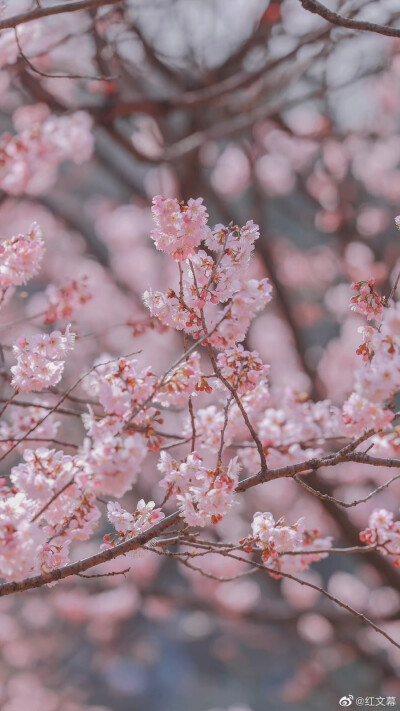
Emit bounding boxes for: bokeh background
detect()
[1,1,400,710]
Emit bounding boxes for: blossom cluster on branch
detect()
[0,196,400,662]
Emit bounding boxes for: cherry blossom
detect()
[2,1,400,706]
[11,324,75,392]
[0,446,101,581]
[0,222,44,292]
[82,431,148,497]
[143,199,272,348]
[84,354,157,421]
[151,195,212,261]
[250,511,332,576]
[342,392,394,434]
[158,351,203,406]
[216,345,269,395]
[104,499,165,546]
[159,451,240,526]
[350,278,385,323]
[360,509,400,565]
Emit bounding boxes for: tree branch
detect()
[0,0,123,32]
[0,511,180,597]
[298,0,400,39]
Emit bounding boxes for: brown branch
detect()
[1,429,400,597]
[294,471,400,508]
[0,438,79,449]
[226,551,400,651]
[349,452,400,469]
[77,567,130,578]
[305,470,400,589]
[0,399,82,417]
[14,28,116,81]
[0,0,123,32]
[30,478,74,524]
[101,26,330,122]
[0,511,181,597]
[159,538,400,650]
[298,0,400,39]
[236,430,373,492]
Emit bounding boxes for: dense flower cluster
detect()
[342,392,394,434]
[0,107,94,195]
[157,351,203,406]
[360,509,400,565]
[144,198,272,348]
[1,198,400,606]
[151,196,212,260]
[82,430,148,497]
[350,278,385,323]
[11,325,75,392]
[84,354,158,422]
[158,451,240,526]
[0,222,44,292]
[250,511,332,576]
[216,345,269,394]
[0,448,100,580]
[342,282,400,433]
[189,385,343,472]
[104,499,165,546]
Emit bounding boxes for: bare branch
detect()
[298,0,400,39]
[0,0,123,32]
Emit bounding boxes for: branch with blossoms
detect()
[2,199,400,653]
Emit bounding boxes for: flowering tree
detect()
[1,1,400,710]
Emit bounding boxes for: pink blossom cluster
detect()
[157,351,203,406]
[350,278,385,323]
[0,222,44,292]
[104,499,165,546]
[250,511,332,576]
[11,324,75,392]
[360,509,400,565]
[158,451,240,526]
[144,198,272,348]
[2,191,400,611]
[355,325,375,363]
[44,276,92,323]
[0,490,44,580]
[216,345,269,395]
[342,291,400,434]
[342,392,394,434]
[82,430,148,497]
[190,385,343,472]
[0,107,94,195]
[0,448,100,580]
[84,351,204,446]
[150,195,212,260]
[369,418,400,458]
[84,355,158,422]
